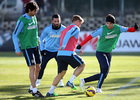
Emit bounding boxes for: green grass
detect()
[0,52,140,100]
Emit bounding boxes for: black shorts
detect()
[22,46,41,66]
[57,54,84,73]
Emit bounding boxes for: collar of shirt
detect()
[70,23,76,25]
[23,13,32,19]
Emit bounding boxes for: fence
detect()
[0,14,140,52]
[1,14,140,34]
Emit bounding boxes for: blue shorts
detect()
[22,46,41,67]
[57,54,84,73]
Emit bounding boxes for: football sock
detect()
[69,75,76,83]
[30,85,33,90]
[33,87,37,93]
[49,85,56,94]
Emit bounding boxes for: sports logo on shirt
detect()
[105,34,117,39]
[27,25,37,30]
[31,60,35,64]
[107,31,114,35]
[27,20,36,30]
[50,32,61,38]
[28,20,35,26]
[28,22,34,26]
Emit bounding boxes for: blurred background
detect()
[0,0,140,54]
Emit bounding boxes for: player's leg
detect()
[29,65,37,91]
[66,54,85,90]
[80,73,101,91]
[22,48,44,97]
[46,71,66,97]
[35,64,40,81]
[96,51,112,93]
[36,50,53,86]
[29,65,44,97]
[52,70,66,86]
[55,54,64,87]
[46,56,68,97]
[32,46,41,86]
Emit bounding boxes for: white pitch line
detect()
[104,76,140,100]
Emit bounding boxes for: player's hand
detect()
[79,50,83,55]
[59,46,62,50]
[76,45,82,49]
[16,51,22,56]
[134,23,138,30]
[38,40,41,45]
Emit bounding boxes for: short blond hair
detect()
[72,15,84,23]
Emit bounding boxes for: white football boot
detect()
[80,78,85,91]
[36,79,41,86]
[59,79,64,87]
[96,88,102,93]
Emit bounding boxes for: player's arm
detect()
[12,20,24,56]
[127,23,138,32]
[40,27,48,56]
[61,26,79,50]
[77,27,103,49]
[120,23,138,33]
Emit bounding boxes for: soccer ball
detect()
[84,86,96,97]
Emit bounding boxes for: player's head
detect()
[72,15,84,27]
[52,13,61,29]
[25,1,39,16]
[106,14,115,29]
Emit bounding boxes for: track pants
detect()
[37,50,60,79]
[84,51,112,88]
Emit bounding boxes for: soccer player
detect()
[46,15,85,97]
[77,14,138,93]
[12,1,44,97]
[36,13,66,87]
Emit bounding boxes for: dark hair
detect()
[25,1,39,13]
[52,13,61,20]
[72,15,84,23]
[106,14,115,24]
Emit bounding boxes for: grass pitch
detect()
[0,52,140,100]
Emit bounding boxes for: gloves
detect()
[76,45,82,49]
[41,50,46,56]
[134,23,138,30]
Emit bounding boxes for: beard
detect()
[52,24,61,30]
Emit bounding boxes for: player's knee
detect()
[36,64,41,72]
[102,73,108,79]
[81,63,85,68]
[78,63,85,70]
[60,70,66,77]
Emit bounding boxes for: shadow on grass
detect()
[0,84,87,100]
[0,85,47,100]
[0,85,29,94]
[105,77,140,85]
[1,96,47,100]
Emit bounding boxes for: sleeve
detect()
[91,27,103,38]
[40,27,48,51]
[120,26,136,33]
[120,26,128,33]
[62,26,79,49]
[80,27,103,46]
[12,20,24,53]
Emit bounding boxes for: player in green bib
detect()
[12,1,44,97]
[77,14,138,93]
